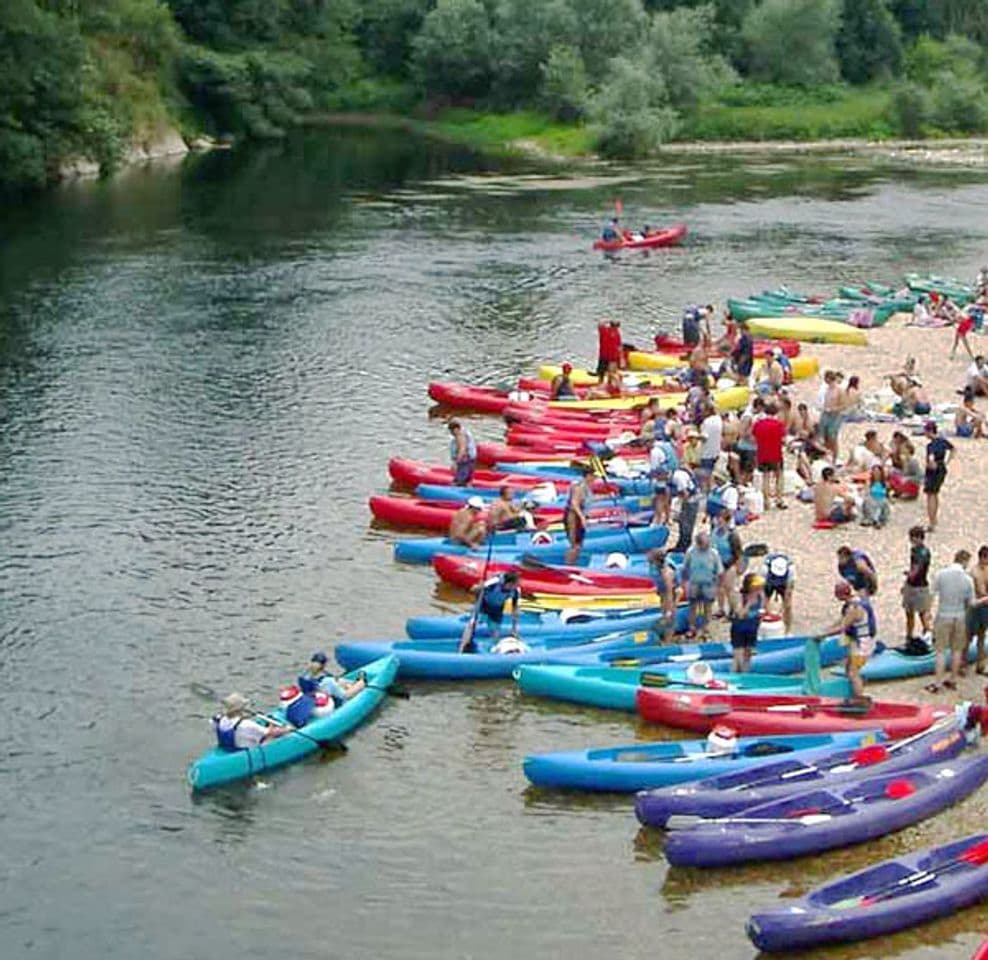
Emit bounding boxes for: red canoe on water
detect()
[635,688,952,740]
[476,441,649,466]
[593,223,687,252]
[652,334,801,358]
[432,554,656,595]
[386,458,619,494]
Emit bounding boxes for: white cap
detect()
[604,552,629,569]
[466,496,485,509]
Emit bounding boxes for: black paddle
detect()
[256,713,348,752]
[460,528,498,653]
[699,698,874,719]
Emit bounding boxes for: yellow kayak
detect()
[548,384,750,412]
[746,316,868,346]
[536,364,675,388]
[521,593,660,611]
[753,354,820,380]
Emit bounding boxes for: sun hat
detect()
[467,496,485,509]
[222,692,250,716]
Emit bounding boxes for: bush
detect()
[539,44,588,122]
[930,73,988,134]
[742,0,842,88]
[887,81,931,137]
[410,0,493,99]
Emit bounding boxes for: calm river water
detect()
[2,128,987,960]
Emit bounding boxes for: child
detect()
[861,465,890,528]
[731,572,765,674]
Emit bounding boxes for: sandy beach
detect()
[719,314,988,706]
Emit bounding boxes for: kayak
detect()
[652,334,800,358]
[545,384,751,412]
[432,553,658,595]
[747,831,988,952]
[593,222,687,252]
[905,272,975,305]
[635,688,953,738]
[664,753,988,867]
[388,457,599,492]
[523,731,873,793]
[626,352,818,382]
[414,483,649,515]
[428,382,518,414]
[531,365,682,390]
[833,639,980,681]
[476,441,649,466]
[634,714,968,827]
[333,632,659,681]
[513,663,852,712]
[746,315,868,346]
[186,655,399,791]
[393,521,665,565]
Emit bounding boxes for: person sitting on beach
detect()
[889,430,922,479]
[956,387,986,438]
[449,497,488,548]
[965,355,988,397]
[860,465,890,529]
[814,466,857,524]
[550,363,578,400]
[889,372,931,417]
[912,297,932,326]
[848,429,888,471]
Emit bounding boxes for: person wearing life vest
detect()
[596,318,624,379]
[649,433,679,526]
[286,652,367,727]
[648,547,679,643]
[550,362,578,400]
[448,418,477,486]
[712,509,743,620]
[762,552,795,634]
[460,571,521,652]
[213,692,291,751]
[731,573,765,674]
[564,465,594,564]
[682,530,724,639]
[815,581,878,700]
[837,545,878,596]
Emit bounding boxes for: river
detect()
[2,128,987,960]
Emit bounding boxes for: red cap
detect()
[562,362,573,373]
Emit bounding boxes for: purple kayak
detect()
[635,714,969,827]
[747,832,988,952]
[663,752,988,868]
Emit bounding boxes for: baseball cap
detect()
[467,496,485,509]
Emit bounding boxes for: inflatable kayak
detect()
[634,714,968,827]
[388,457,596,492]
[652,334,800,358]
[833,639,980,681]
[747,831,988,952]
[394,521,664,564]
[523,731,872,793]
[593,222,687,252]
[186,655,398,791]
[664,754,988,868]
[627,352,818,382]
[476,441,650,466]
[546,384,751,412]
[635,688,953,738]
[513,663,852,712]
[333,632,658,681]
[746,315,868,346]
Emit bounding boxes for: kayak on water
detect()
[186,655,399,791]
[634,712,970,827]
[593,222,687,252]
[523,731,873,793]
[512,663,852,712]
[663,753,988,868]
[747,831,988,953]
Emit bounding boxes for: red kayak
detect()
[594,223,687,252]
[652,334,801,358]
[476,441,648,466]
[386,458,620,495]
[636,688,952,740]
[428,382,519,414]
[433,554,656,595]
[502,403,643,427]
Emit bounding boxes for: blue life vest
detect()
[481,575,520,618]
[736,594,762,631]
[844,598,877,643]
[214,716,243,751]
[711,525,736,566]
[286,694,315,728]
[706,482,735,519]
[653,440,679,476]
[839,550,876,592]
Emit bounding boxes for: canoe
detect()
[635,688,953,738]
[427,382,517,414]
[523,731,874,793]
[186,655,398,791]
[532,365,682,389]
[432,553,658,595]
[414,483,649,515]
[746,315,868,346]
[747,831,988,952]
[634,714,968,827]
[393,521,665,565]
[593,222,687,251]
[332,632,659,681]
[513,663,852,712]
[388,457,595,492]
[663,753,988,867]
[753,354,820,381]
[833,639,980,681]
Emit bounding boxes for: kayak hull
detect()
[747,315,868,346]
[186,655,399,791]
[593,223,687,251]
[664,754,988,867]
[406,607,663,642]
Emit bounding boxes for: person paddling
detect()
[213,693,291,751]
[814,581,877,702]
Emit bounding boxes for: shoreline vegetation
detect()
[6,1,988,195]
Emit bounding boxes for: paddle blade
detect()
[640,673,669,688]
[884,778,916,800]
[852,744,890,766]
[960,839,988,865]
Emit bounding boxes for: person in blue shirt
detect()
[459,571,521,652]
[601,217,621,242]
[730,319,755,381]
[731,573,765,673]
[285,652,366,728]
[814,582,877,701]
[682,530,724,639]
[922,420,955,532]
[836,545,878,596]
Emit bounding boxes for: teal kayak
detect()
[905,273,974,304]
[514,663,852,711]
[186,655,399,790]
[833,640,979,681]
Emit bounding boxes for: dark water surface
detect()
[2,129,987,959]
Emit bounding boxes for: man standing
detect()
[752,400,786,510]
[922,420,954,533]
[448,418,477,486]
[682,530,724,639]
[596,318,624,379]
[969,545,988,675]
[648,547,679,644]
[563,465,593,564]
[902,526,933,643]
[729,318,754,383]
[762,552,795,634]
[815,582,876,702]
[928,549,974,693]
[698,401,723,494]
[819,370,844,463]
[670,465,701,553]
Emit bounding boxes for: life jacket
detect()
[843,598,877,644]
[706,482,736,518]
[764,553,792,591]
[651,440,679,478]
[285,694,315,729]
[711,524,736,567]
[214,715,244,751]
[735,593,762,629]
[839,549,878,593]
[682,309,701,344]
[481,574,519,616]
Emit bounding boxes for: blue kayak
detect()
[415,483,650,514]
[494,461,654,495]
[635,713,968,826]
[833,639,980,680]
[186,655,399,791]
[523,731,875,792]
[394,522,667,565]
[748,831,988,952]
[513,663,852,711]
[663,753,988,867]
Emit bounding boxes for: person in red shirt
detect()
[752,400,787,511]
[596,319,624,379]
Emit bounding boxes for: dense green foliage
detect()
[4,0,988,193]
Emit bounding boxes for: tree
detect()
[569,0,648,82]
[589,55,679,158]
[836,0,902,84]
[411,0,494,99]
[354,0,432,77]
[540,44,588,121]
[644,0,756,67]
[741,0,842,87]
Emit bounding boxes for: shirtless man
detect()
[486,485,525,531]
[819,371,844,462]
[449,497,488,547]
[970,545,988,675]
[814,466,856,524]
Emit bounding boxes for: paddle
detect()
[834,838,988,909]
[460,529,498,653]
[256,713,348,752]
[698,698,874,719]
[666,778,916,830]
[589,452,642,557]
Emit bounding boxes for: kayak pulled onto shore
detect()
[746,315,869,346]
[186,655,399,791]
